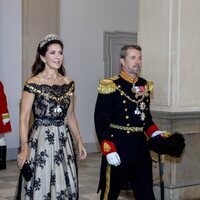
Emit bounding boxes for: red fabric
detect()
[146,124,158,137]
[0,81,12,134]
[101,140,117,156]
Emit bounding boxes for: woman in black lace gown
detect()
[16,34,87,200]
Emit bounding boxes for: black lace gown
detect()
[16,81,78,200]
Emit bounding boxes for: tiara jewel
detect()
[39,34,61,49]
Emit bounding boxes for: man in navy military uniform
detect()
[94,44,167,200]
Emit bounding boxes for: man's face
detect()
[120,48,142,76]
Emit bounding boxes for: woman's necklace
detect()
[40,72,62,113]
[40,72,61,82]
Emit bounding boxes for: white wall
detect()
[0,0,22,158]
[0,0,138,158]
[60,0,138,151]
[139,0,200,112]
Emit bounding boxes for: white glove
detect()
[106,152,121,166]
[151,130,166,137]
[0,137,6,146]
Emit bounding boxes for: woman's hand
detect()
[17,144,29,169]
[77,140,87,160]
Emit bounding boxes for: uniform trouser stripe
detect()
[103,164,111,200]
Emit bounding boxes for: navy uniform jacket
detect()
[94,72,159,191]
[94,74,158,156]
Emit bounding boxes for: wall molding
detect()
[151,110,200,199]
[151,110,200,120]
[103,31,137,78]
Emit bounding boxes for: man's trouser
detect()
[0,145,6,169]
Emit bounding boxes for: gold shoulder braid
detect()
[97,77,118,94]
[147,81,154,94]
[110,76,119,81]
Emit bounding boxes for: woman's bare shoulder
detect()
[26,75,41,84]
[63,75,74,84]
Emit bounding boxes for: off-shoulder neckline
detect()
[25,81,74,88]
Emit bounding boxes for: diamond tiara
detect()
[39,34,61,49]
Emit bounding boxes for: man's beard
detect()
[127,65,141,76]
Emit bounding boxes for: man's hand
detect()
[106,152,121,166]
[151,130,171,138]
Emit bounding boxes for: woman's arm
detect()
[17,90,35,169]
[66,95,87,160]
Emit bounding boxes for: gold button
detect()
[111,134,113,138]
[127,124,130,126]
[127,130,130,134]
[126,116,129,119]
[118,85,121,88]
[123,100,126,104]
[125,108,128,111]
[120,93,123,96]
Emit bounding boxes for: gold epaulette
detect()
[97,78,118,94]
[147,81,154,93]
[110,76,119,81]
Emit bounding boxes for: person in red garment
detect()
[0,81,12,169]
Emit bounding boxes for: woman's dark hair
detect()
[31,39,66,76]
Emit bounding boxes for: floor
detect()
[0,153,135,200]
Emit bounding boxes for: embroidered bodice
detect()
[24,81,75,126]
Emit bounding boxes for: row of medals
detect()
[131,83,146,121]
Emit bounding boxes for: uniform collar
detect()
[120,70,138,84]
